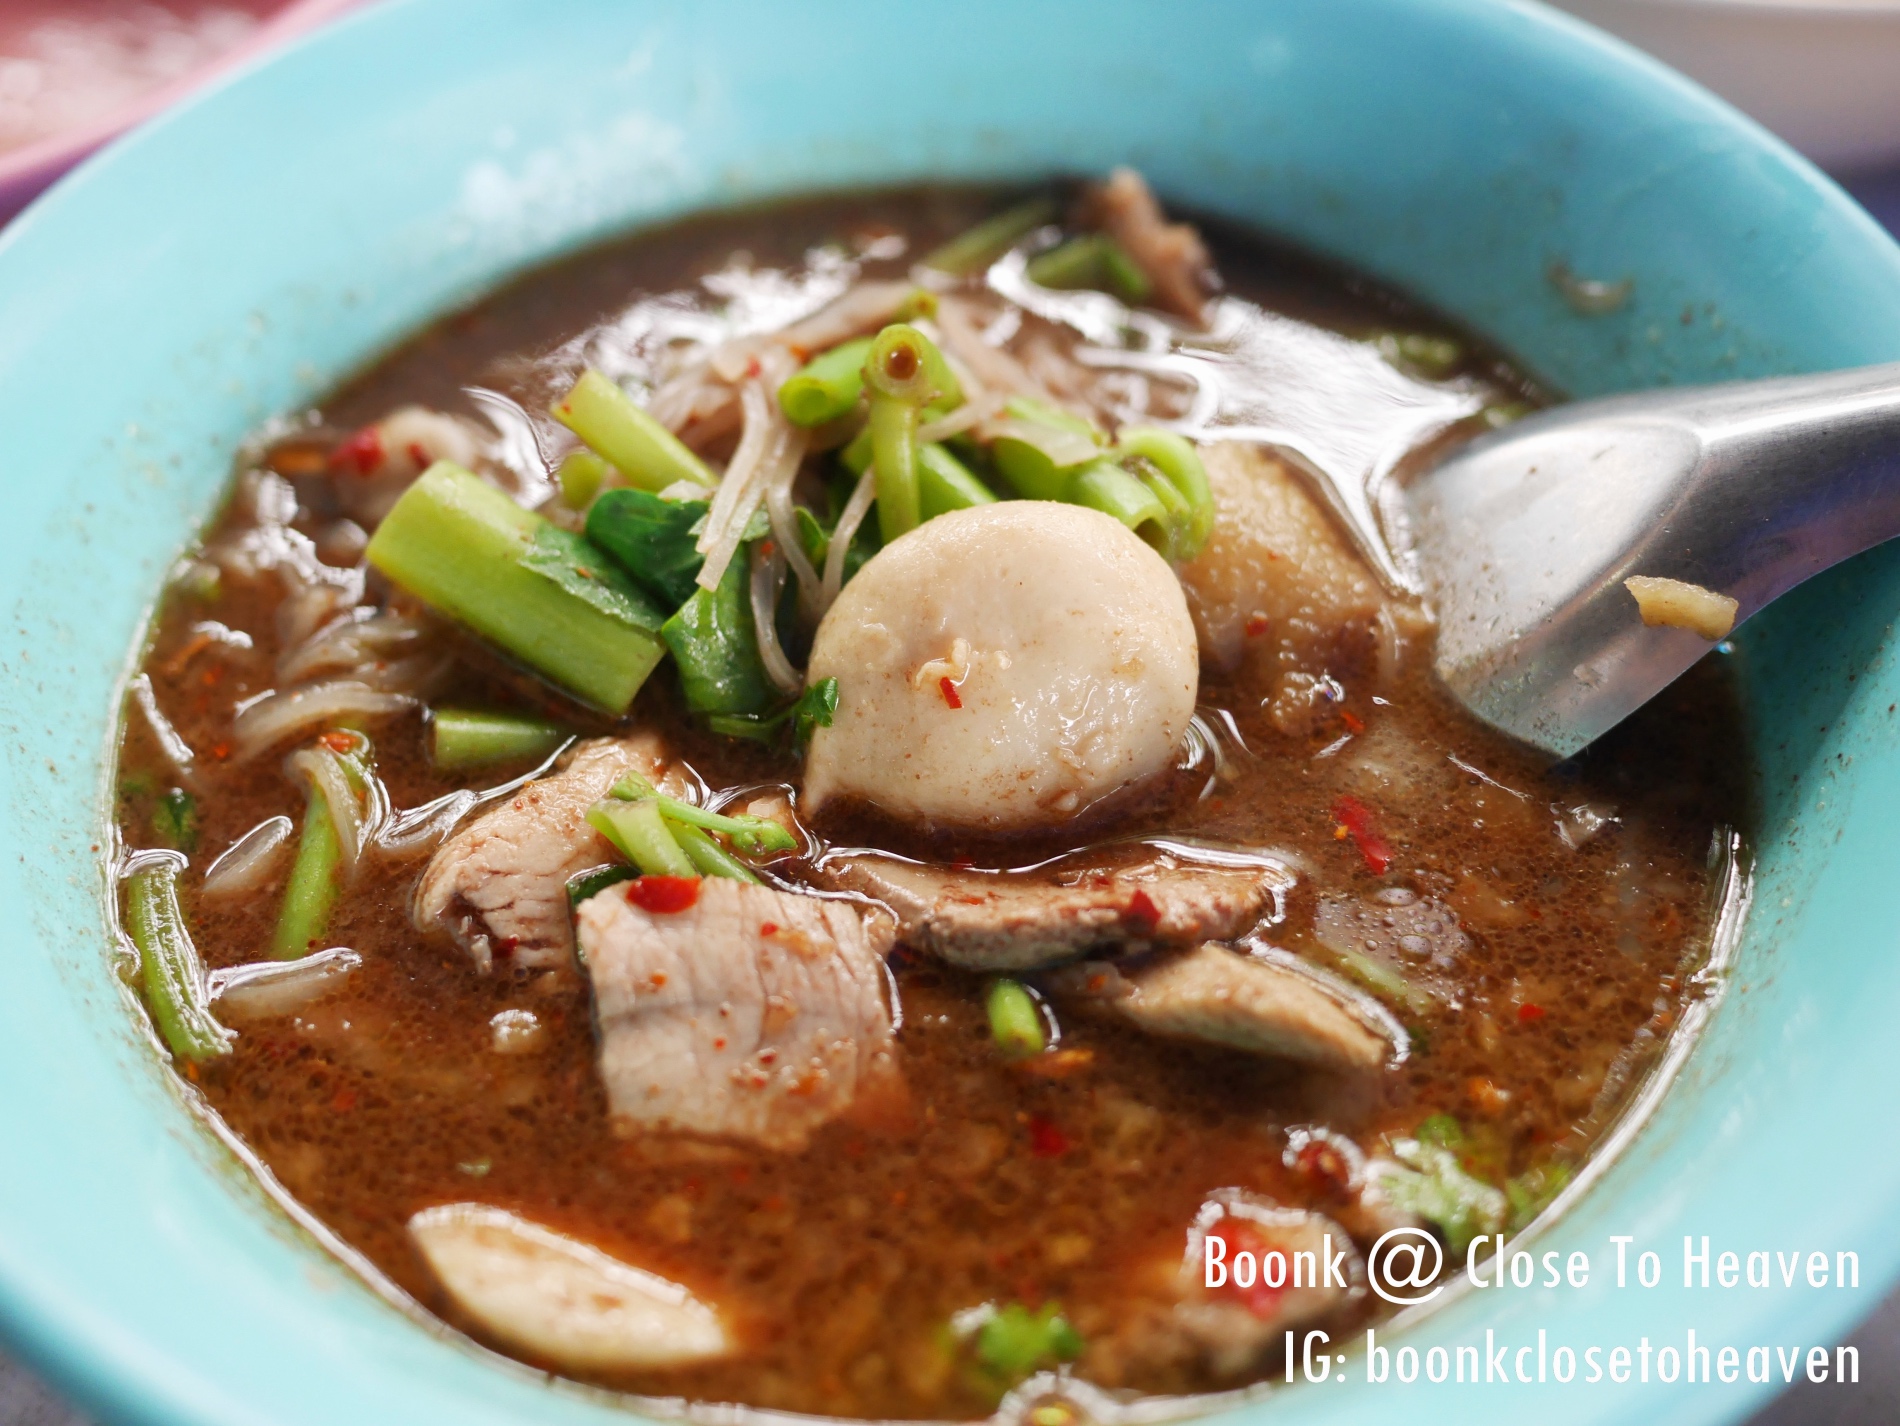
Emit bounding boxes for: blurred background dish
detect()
[1553,0,1900,171]
[0,0,359,222]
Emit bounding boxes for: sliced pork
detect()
[813,851,1288,972]
[576,879,901,1151]
[414,734,688,972]
[1090,1192,1359,1384]
[1178,443,1429,734]
[409,1203,732,1371]
[1048,944,1395,1071]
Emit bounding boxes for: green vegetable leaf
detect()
[519,525,668,633]
[705,677,839,748]
[660,554,773,717]
[585,489,709,608]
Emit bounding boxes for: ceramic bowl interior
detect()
[2,3,1899,1425]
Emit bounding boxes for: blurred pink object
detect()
[0,0,361,222]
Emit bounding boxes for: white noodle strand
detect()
[200,816,294,898]
[750,543,803,696]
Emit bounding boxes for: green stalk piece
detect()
[667,820,762,883]
[989,396,1106,501]
[779,336,875,427]
[272,781,340,960]
[430,708,570,771]
[1115,426,1214,558]
[586,798,697,879]
[556,449,616,509]
[1025,234,1153,305]
[1067,460,1170,550]
[551,369,716,491]
[922,196,1060,276]
[366,462,667,714]
[863,324,961,543]
[609,773,797,856]
[986,979,1046,1059]
[917,444,998,519]
[124,855,231,1061]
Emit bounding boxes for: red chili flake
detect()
[405,441,430,469]
[1243,613,1271,639]
[1517,1003,1547,1024]
[1291,1138,1355,1199]
[626,875,701,913]
[1339,708,1366,734]
[208,741,231,761]
[330,1088,357,1113]
[1027,1115,1071,1158]
[317,730,358,754]
[1207,1219,1291,1318]
[939,677,962,709]
[759,539,776,559]
[1125,888,1162,935]
[760,922,779,936]
[1330,794,1393,875]
[745,355,763,379]
[331,425,384,476]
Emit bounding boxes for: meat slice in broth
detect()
[1047,944,1395,1071]
[813,852,1289,972]
[409,1203,733,1371]
[576,879,902,1151]
[1178,444,1429,733]
[1092,1192,1359,1384]
[415,734,687,972]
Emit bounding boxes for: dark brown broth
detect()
[114,189,1746,1420]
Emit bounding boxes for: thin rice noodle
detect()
[933,295,1058,404]
[821,466,877,614]
[763,433,821,619]
[234,680,415,762]
[211,948,361,1021]
[750,543,803,696]
[200,815,294,898]
[287,746,369,877]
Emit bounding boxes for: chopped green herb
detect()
[974,1302,1083,1382]
[705,677,839,748]
[986,979,1046,1059]
[151,788,198,853]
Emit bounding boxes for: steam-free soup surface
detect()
[114,185,1745,1420]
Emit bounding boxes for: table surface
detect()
[2,152,1898,1426]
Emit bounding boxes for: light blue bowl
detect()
[1,2,1897,1423]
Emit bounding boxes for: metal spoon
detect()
[1403,362,1900,757]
